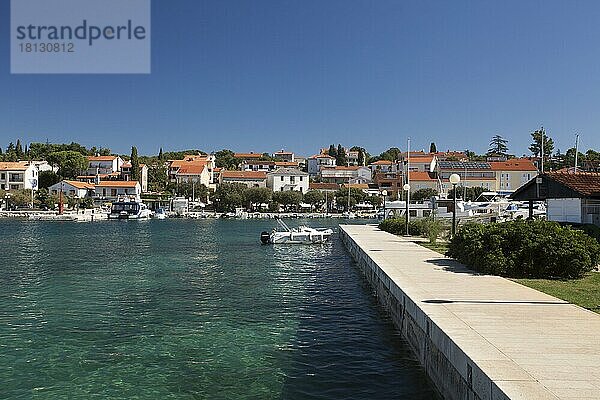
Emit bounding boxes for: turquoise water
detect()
[0,219,438,399]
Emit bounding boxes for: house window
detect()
[0,184,4,190]
[10,173,23,182]
[290,176,295,184]
[280,176,284,181]
[299,176,303,181]
[0,173,5,180]
[111,189,117,196]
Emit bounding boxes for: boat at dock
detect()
[260,219,333,244]
[108,198,152,220]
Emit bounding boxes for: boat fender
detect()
[260,231,270,244]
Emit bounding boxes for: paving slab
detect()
[340,224,600,400]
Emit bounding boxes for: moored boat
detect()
[260,219,333,244]
[108,198,152,220]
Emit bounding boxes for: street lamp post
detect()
[449,173,461,237]
[403,183,410,236]
[381,190,388,220]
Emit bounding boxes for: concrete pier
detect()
[340,224,600,400]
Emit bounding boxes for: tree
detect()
[46,151,88,179]
[272,190,303,211]
[15,139,24,160]
[336,144,347,166]
[412,188,438,202]
[448,186,485,201]
[335,187,366,210]
[529,129,554,159]
[303,190,325,210]
[214,149,238,169]
[10,190,32,208]
[5,143,17,162]
[365,195,382,208]
[350,146,369,166]
[328,144,337,158]
[243,187,272,211]
[379,147,402,162]
[88,146,112,156]
[130,146,141,181]
[38,170,60,189]
[488,135,508,155]
[586,149,600,161]
[563,147,586,170]
[429,142,437,153]
[158,147,164,161]
[176,182,209,202]
[212,183,247,212]
[148,163,168,192]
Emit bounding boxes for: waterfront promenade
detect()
[340,224,600,400]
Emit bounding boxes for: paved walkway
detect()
[341,225,600,400]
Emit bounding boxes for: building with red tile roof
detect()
[220,170,267,188]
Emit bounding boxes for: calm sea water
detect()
[0,219,438,399]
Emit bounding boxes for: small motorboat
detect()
[260,219,333,244]
[154,208,167,219]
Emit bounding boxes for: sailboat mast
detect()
[574,133,580,173]
[347,161,351,211]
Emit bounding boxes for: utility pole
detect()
[574,134,580,173]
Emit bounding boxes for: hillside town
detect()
[1,132,599,226]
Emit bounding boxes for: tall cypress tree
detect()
[158,147,164,161]
[429,142,437,153]
[328,144,337,157]
[15,139,23,159]
[336,144,347,166]
[131,146,141,181]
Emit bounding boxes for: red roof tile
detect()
[95,181,139,188]
[489,159,537,171]
[547,172,600,197]
[221,171,267,180]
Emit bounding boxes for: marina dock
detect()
[340,224,600,400]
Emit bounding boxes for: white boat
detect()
[154,208,167,219]
[342,211,356,219]
[108,198,152,220]
[260,219,333,244]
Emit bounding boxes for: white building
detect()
[220,171,267,188]
[0,161,50,191]
[168,154,216,188]
[86,155,124,176]
[368,160,399,175]
[272,150,295,162]
[320,166,372,184]
[241,160,276,172]
[267,168,309,193]
[48,180,94,198]
[94,181,141,201]
[121,162,149,192]
[307,154,336,176]
[175,163,211,188]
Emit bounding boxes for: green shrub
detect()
[447,220,600,279]
[379,217,448,243]
[564,223,600,244]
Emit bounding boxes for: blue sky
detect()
[1,0,600,156]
